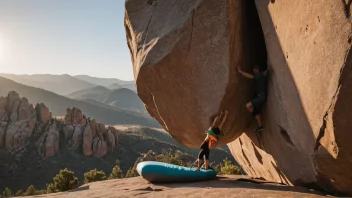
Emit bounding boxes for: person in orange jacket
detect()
[196,110,229,171]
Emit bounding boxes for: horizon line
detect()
[0,72,135,81]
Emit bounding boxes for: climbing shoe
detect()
[254,125,264,132]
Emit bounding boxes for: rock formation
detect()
[82,124,94,156]
[64,107,84,125]
[0,91,120,158]
[0,91,39,149]
[35,103,51,123]
[36,120,60,157]
[63,107,120,157]
[125,0,352,195]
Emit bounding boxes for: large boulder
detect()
[125,0,352,195]
[125,0,248,147]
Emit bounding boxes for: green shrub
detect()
[155,150,192,167]
[24,185,37,196]
[217,158,242,175]
[2,187,13,197]
[36,190,46,195]
[15,190,23,196]
[84,169,107,184]
[125,167,138,178]
[53,168,79,191]
[109,165,124,179]
[46,183,56,194]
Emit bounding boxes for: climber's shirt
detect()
[253,72,267,96]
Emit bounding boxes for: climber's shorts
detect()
[198,148,210,160]
[250,94,266,112]
[199,141,210,160]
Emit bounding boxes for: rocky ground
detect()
[27,176,328,198]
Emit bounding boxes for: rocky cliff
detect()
[125,0,352,195]
[0,91,119,158]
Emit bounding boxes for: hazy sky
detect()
[0,0,134,80]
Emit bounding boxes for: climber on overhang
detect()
[196,110,229,171]
[238,65,268,132]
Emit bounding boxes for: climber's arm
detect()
[218,110,229,130]
[209,115,220,129]
[238,67,254,79]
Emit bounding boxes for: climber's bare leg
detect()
[255,114,262,127]
[204,160,209,170]
[196,159,202,171]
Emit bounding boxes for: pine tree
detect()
[53,168,79,191]
[2,187,13,197]
[125,167,138,178]
[24,185,37,196]
[109,165,124,179]
[84,169,107,184]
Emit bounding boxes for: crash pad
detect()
[136,161,217,183]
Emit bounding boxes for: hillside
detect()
[0,77,158,127]
[74,75,136,91]
[0,74,96,95]
[98,88,143,110]
[68,87,144,111]
[107,83,122,90]
[67,86,111,99]
[74,75,134,85]
[119,83,136,91]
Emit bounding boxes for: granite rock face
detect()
[0,92,120,158]
[36,121,60,157]
[125,0,352,195]
[125,0,249,147]
[0,91,38,149]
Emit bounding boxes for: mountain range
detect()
[0,76,157,127]
[0,73,136,95]
[68,86,145,111]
